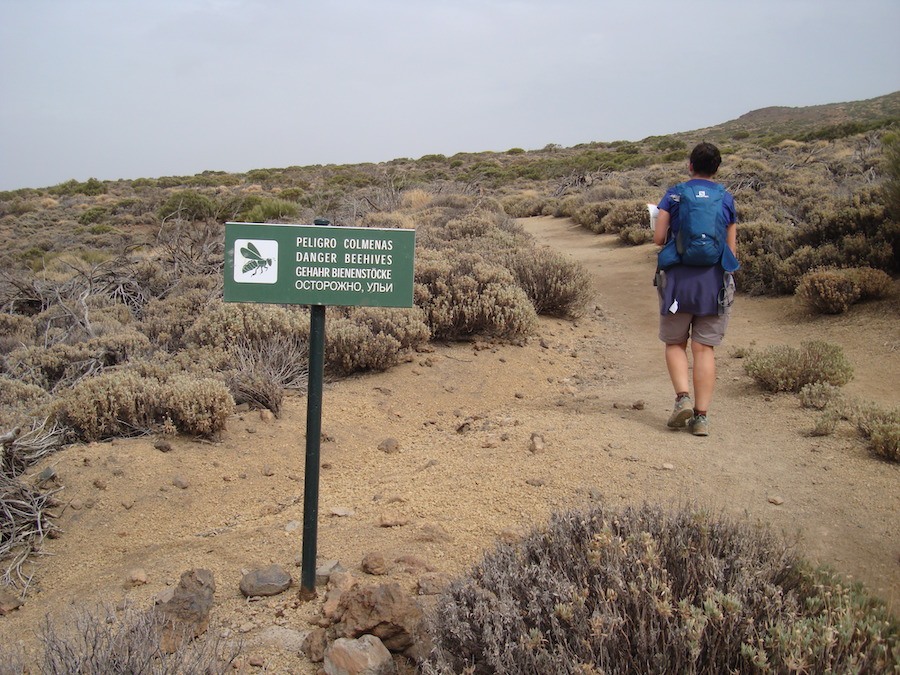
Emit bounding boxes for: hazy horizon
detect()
[2,1,899,191]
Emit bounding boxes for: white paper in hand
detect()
[646,204,659,230]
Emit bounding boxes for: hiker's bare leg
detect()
[665,342,690,394]
[691,341,716,411]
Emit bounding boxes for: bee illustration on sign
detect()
[233,238,278,284]
[240,242,273,275]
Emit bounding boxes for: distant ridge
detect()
[681,91,900,140]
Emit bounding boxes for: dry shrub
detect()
[139,287,220,352]
[423,503,898,674]
[342,306,431,349]
[732,220,797,295]
[400,188,432,210]
[618,225,654,246]
[36,604,240,674]
[414,249,537,341]
[796,266,893,314]
[798,382,843,410]
[5,330,152,391]
[50,371,232,441]
[795,269,861,314]
[325,319,403,376]
[504,246,593,318]
[1,472,61,590]
[572,203,612,233]
[855,404,900,462]
[744,341,853,393]
[360,211,415,229]
[599,200,650,233]
[500,193,546,218]
[0,377,49,423]
[183,302,309,350]
[50,371,161,440]
[159,375,233,438]
[845,266,893,300]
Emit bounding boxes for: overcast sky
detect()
[1,0,898,191]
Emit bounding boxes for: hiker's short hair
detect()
[690,142,722,176]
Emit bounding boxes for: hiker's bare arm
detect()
[653,209,670,246]
[727,222,737,256]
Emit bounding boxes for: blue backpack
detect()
[674,182,727,266]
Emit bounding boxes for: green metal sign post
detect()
[224,222,415,596]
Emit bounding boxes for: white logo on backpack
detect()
[697,190,709,198]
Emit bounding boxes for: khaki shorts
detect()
[657,272,734,346]
[659,311,730,346]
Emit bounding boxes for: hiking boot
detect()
[666,396,694,428]
[689,414,709,437]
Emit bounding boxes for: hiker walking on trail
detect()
[652,142,738,437]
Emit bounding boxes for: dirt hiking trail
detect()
[3,216,898,672]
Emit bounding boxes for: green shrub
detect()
[77,206,107,225]
[158,190,215,222]
[504,246,593,318]
[744,341,853,393]
[795,269,861,314]
[423,503,898,674]
[242,197,300,223]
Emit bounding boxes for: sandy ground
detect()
[3,216,898,672]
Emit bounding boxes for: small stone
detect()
[155,587,176,605]
[529,433,545,453]
[361,552,389,575]
[259,409,274,422]
[126,568,148,587]
[526,478,546,487]
[303,627,328,662]
[240,565,292,598]
[378,438,401,454]
[660,463,675,471]
[154,439,173,453]
[285,520,301,533]
[248,655,265,667]
[768,496,785,505]
[377,513,409,528]
[329,506,355,517]
[315,560,344,586]
[121,499,135,510]
[68,498,83,511]
[36,466,57,485]
[417,572,451,596]
[0,589,23,615]
[93,478,107,490]
[631,400,646,410]
[416,523,451,543]
[172,475,190,490]
[262,464,275,477]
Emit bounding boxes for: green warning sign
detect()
[224,222,415,307]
